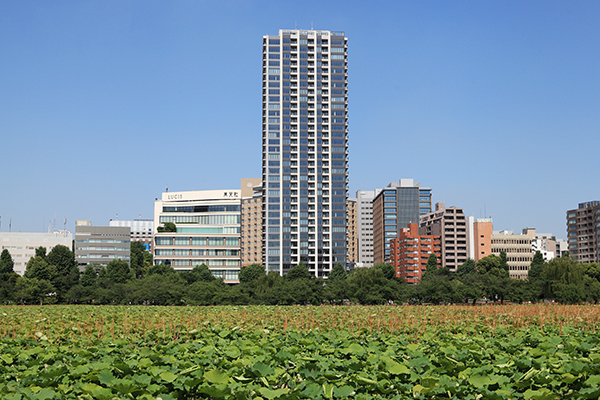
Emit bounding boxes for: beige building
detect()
[419,203,468,271]
[241,179,263,267]
[346,198,358,264]
[467,217,493,262]
[491,228,535,279]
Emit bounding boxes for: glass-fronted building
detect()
[153,190,241,283]
[261,29,349,277]
[373,179,432,264]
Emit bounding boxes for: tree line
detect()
[1,243,599,305]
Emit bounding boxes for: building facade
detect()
[390,223,441,284]
[355,189,380,267]
[109,219,154,251]
[0,231,73,275]
[532,233,557,261]
[373,179,432,265]
[153,190,242,283]
[241,179,263,267]
[75,221,130,269]
[491,229,535,279]
[261,29,349,277]
[419,203,467,271]
[467,217,493,263]
[346,198,358,265]
[567,201,600,263]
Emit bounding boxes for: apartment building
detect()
[390,223,441,284]
[261,29,349,277]
[419,203,467,271]
[346,198,358,265]
[567,201,600,263]
[241,179,263,267]
[355,189,380,267]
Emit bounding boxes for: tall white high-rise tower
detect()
[261,29,349,277]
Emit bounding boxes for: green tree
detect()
[0,249,15,277]
[189,263,216,282]
[130,241,145,278]
[426,253,438,271]
[324,263,348,304]
[146,263,176,276]
[105,259,132,284]
[541,256,583,300]
[157,222,177,233]
[80,265,98,287]
[286,262,311,281]
[25,256,54,281]
[476,254,502,274]
[329,262,348,282]
[374,263,396,280]
[46,244,79,298]
[528,251,545,281]
[35,246,47,259]
[346,267,398,305]
[239,263,266,284]
[456,258,477,278]
[499,251,510,272]
[14,277,56,305]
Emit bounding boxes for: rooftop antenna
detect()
[64,217,67,231]
[9,218,11,233]
[166,185,169,192]
[295,21,297,29]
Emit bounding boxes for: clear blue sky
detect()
[2,1,599,239]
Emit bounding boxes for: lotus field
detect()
[2,305,600,399]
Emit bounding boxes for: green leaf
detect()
[523,388,558,400]
[204,369,229,384]
[160,371,177,383]
[323,383,334,399]
[257,387,289,399]
[334,385,355,397]
[252,362,275,377]
[97,369,115,386]
[31,388,57,400]
[388,362,410,375]
[469,374,493,388]
[585,374,600,386]
[348,343,365,354]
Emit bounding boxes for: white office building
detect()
[0,231,72,275]
[153,190,241,283]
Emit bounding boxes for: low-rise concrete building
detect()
[75,220,130,269]
[0,231,73,275]
[491,228,535,279]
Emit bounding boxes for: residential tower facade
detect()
[261,29,349,277]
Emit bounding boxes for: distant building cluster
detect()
[1,28,591,284]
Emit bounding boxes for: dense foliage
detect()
[2,305,600,399]
[2,245,600,306]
